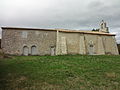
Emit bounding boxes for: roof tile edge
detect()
[1,27,116,36]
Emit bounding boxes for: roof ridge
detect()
[1,27,116,36]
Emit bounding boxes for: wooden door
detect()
[31,46,37,55]
[23,46,29,56]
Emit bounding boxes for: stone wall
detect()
[60,32,79,54]
[1,28,119,56]
[1,29,56,55]
[56,31,119,55]
[102,36,119,55]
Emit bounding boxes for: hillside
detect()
[0,55,120,90]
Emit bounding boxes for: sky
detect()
[0,0,120,43]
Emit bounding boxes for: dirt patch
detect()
[105,72,116,78]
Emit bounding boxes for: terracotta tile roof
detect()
[1,27,115,36]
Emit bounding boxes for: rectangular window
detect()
[22,31,28,38]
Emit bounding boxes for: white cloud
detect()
[0,0,120,42]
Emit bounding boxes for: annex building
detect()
[1,20,119,56]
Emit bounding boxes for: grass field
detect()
[0,55,120,90]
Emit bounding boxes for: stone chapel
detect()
[1,20,119,55]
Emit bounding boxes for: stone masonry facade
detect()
[1,21,119,55]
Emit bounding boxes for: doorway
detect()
[31,46,37,55]
[50,46,55,56]
[89,44,94,55]
[23,46,29,56]
[88,40,94,55]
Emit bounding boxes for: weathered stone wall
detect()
[84,34,98,54]
[58,32,80,55]
[1,29,56,55]
[1,28,119,55]
[102,36,119,55]
[56,31,119,55]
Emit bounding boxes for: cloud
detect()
[0,0,120,43]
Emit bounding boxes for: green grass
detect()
[0,55,120,90]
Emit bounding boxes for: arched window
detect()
[31,45,37,55]
[23,46,29,56]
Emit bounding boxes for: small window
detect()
[90,45,93,47]
[22,31,28,38]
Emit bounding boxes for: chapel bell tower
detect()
[99,20,109,33]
